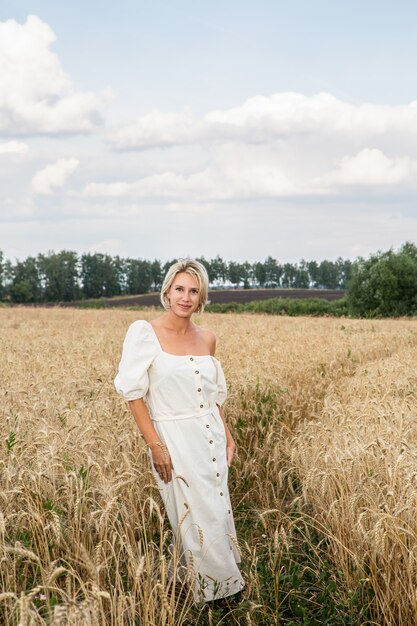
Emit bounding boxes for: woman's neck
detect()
[161,311,193,335]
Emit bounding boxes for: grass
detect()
[205,297,349,317]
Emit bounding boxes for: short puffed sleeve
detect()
[114,320,158,401]
[213,357,228,406]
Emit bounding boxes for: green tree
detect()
[151,260,163,291]
[281,263,297,288]
[307,260,320,288]
[294,260,310,288]
[126,258,153,294]
[227,262,245,287]
[37,251,80,302]
[210,255,228,285]
[317,260,339,289]
[9,257,41,303]
[253,261,267,287]
[113,255,128,294]
[347,242,417,317]
[80,253,120,298]
[264,257,282,287]
[242,261,253,288]
[335,257,352,289]
[2,259,13,300]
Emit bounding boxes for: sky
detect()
[1,0,417,264]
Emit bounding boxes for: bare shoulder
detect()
[197,326,217,355]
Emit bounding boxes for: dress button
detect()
[190,357,194,361]
[212,458,216,462]
[195,370,199,374]
[200,404,203,408]
[216,472,220,477]
[206,424,210,428]
[198,388,201,392]
[228,509,231,513]
[209,440,213,444]
[220,492,223,496]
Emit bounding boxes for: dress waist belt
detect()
[150,406,218,422]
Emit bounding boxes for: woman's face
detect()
[167,272,201,316]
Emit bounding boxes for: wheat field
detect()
[1,307,416,625]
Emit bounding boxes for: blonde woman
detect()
[114,258,244,603]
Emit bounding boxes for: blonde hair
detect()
[160,258,209,314]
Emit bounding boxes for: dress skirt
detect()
[151,405,244,602]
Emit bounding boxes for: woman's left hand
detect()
[226,436,236,467]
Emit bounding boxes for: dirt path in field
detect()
[62,288,345,308]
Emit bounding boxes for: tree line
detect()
[347,241,417,317]
[0,251,353,304]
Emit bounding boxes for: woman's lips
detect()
[178,304,191,309]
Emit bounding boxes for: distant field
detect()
[64,287,345,308]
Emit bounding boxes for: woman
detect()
[114,258,244,603]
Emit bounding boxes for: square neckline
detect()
[144,320,214,359]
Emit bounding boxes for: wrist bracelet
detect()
[147,441,166,448]
[147,441,168,457]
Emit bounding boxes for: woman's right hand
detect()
[149,442,173,483]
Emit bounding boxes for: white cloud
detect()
[0,15,105,134]
[82,161,319,201]
[31,157,79,194]
[88,239,122,254]
[0,140,29,155]
[206,92,417,137]
[83,169,219,199]
[107,109,197,150]
[106,92,417,151]
[322,148,417,186]
[82,144,417,204]
[100,92,417,206]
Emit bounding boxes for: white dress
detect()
[114,319,245,603]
